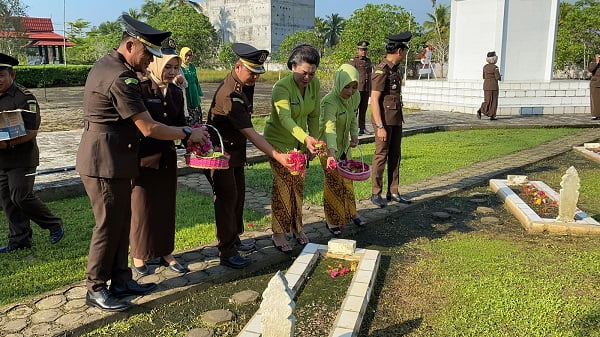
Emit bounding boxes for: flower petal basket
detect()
[337,146,371,181]
[184,124,230,169]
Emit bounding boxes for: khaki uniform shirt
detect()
[207,71,254,167]
[0,84,40,169]
[482,63,501,90]
[371,58,403,126]
[76,50,147,179]
[349,55,372,92]
[589,62,600,88]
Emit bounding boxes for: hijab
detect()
[147,53,181,96]
[323,64,360,113]
[180,47,192,66]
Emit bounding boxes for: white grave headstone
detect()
[556,166,580,223]
[260,271,295,337]
[506,175,528,185]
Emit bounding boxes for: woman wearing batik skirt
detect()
[319,64,367,237]
[263,45,322,252]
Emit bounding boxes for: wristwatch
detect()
[182,127,192,143]
[376,123,384,129]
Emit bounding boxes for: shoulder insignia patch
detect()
[232,97,245,104]
[124,78,139,85]
[375,70,384,74]
[27,100,38,112]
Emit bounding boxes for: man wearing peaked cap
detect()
[0,52,64,255]
[204,42,291,269]
[76,15,208,312]
[369,31,413,208]
[349,40,373,135]
[122,14,171,58]
[231,42,269,74]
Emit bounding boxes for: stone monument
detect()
[260,271,295,337]
[556,166,580,223]
[403,0,590,116]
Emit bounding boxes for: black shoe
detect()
[49,226,64,244]
[220,254,251,269]
[236,241,256,252]
[133,263,150,276]
[477,109,482,119]
[86,288,131,312]
[0,244,30,253]
[370,194,387,208]
[359,129,365,135]
[386,193,412,204]
[109,280,157,297]
[159,257,189,274]
[489,117,497,120]
[592,117,599,120]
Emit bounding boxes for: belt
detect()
[84,121,136,133]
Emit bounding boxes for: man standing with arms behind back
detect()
[349,40,373,135]
[76,15,207,312]
[0,53,64,253]
[369,32,413,208]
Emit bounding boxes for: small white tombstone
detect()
[583,143,600,149]
[260,271,295,337]
[506,175,528,185]
[328,239,356,255]
[556,166,580,223]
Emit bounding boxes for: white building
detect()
[199,0,315,53]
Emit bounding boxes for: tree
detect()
[422,4,450,75]
[124,8,142,20]
[554,0,600,71]
[140,0,163,19]
[323,13,344,48]
[314,17,327,55]
[66,19,91,40]
[0,0,28,59]
[217,41,236,69]
[147,5,219,68]
[327,4,422,70]
[277,30,321,64]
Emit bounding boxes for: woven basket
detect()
[185,124,230,169]
[337,146,370,181]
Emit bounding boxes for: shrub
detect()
[14,65,92,88]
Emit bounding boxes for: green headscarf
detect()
[318,64,360,154]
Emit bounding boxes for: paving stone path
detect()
[0,86,598,336]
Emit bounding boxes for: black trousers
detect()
[0,166,62,247]
[371,125,403,195]
[81,175,133,292]
[205,166,244,259]
[357,91,370,130]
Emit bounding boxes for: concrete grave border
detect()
[572,143,600,164]
[238,240,380,337]
[490,178,600,235]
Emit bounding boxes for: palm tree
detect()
[324,13,344,48]
[140,0,163,18]
[163,0,202,13]
[124,8,142,20]
[215,7,235,44]
[423,4,451,76]
[314,17,327,54]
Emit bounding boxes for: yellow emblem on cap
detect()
[259,52,268,63]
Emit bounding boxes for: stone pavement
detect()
[1,100,599,336]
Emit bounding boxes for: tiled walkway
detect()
[0,93,598,336]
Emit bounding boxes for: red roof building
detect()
[1,17,74,64]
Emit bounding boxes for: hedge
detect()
[13,65,92,88]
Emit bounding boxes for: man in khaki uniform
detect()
[76,15,207,312]
[349,41,373,135]
[205,43,290,268]
[588,53,600,120]
[0,53,64,253]
[370,32,413,208]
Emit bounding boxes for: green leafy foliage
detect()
[147,5,219,68]
[217,41,236,69]
[555,0,600,70]
[13,65,92,87]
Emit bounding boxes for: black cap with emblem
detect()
[357,41,370,49]
[231,43,269,74]
[122,14,171,58]
[161,38,178,55]
[0,53,19,70]
[487,51,496,57]
[385,31,412,52]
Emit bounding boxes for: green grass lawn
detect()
[0,188,270,306]
[245,128,586,205]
